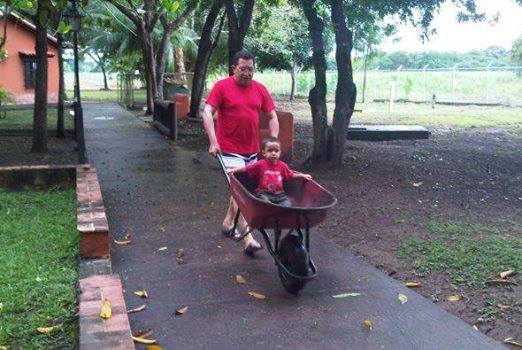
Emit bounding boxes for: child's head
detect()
[261,136,281,162]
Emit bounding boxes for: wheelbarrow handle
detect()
[216,152,231,186]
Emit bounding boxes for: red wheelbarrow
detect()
[217,154,337,294]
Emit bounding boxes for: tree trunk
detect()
[139,24,157,114]
[224,0,254,74]
[329,0,356,165]
[156,26,173,100]
[56,34,65,138]
[31,0,50,152]
[100,60,109,90]
[361,45,369,104]
[174,47,188,86]
[189,0,224,118]
[289,60,296,101]
[299,0,328,163]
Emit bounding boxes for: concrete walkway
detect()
[84,103,503,349]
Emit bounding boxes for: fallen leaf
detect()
[158,246,167,251]
[0,302,3,311]
[472,325,479,331]
[447,295,462,302]
[235,275,247,284]
[0,345,7,350]
[132,328,153,338]
[504,338,522,348]
[175,305,188,315]
[176,248,185,258]
[486,278,517,286]
[363,319,372,331]
[248,291,266,300]
[159,226,166,232]
[114,239,132,245]
[217,245,223,249]
[498,303,512,311]
[128,304,147,314]
[100,299,112,319]
[123,233,131,240]
[412,182,423,187]
[332,292,361,298]
[499,270,516,279]
[132,336,157,344]
[134,290,148,298]
[36,325,59,334]
[398,293,408,304]
[146,346,164,350]
[405,282,422,288]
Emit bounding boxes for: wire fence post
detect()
[452,64,458,104]
[486,61,493,103]
[389,81,395,112]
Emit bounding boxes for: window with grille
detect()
[21,56,36,89]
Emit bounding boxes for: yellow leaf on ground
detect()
[248,291,266,299]
[134,290,148,298]
[132,336,157,344]
[127,304,147,314]
[472,325,479,331]
[504,338,522,348]
[158,246,168,251]
[0,345,7,350]
[176,248,185,258]
[36,325,59,334]
[363,319,372,331]
[100,299,112,319]
[235,275,247,284]
[398,293,408,304]
[114,239,132,245]
[499,270,516,279]
[405,282,422,288]
[447,295,462,302]
[412,182,423,187]
[486,278,517,286]
[175,305,188,315]
[146,345,164,350]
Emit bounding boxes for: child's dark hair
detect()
[261,136,280,150]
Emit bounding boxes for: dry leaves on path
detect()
[412,182,423,187]
[363,319,373,331]
[485,278,517,286]
[235,275,247,284]
[133,328,153,338]
[175,306,188,315]
[398,293,408,304]
[248,291,266,300]
[504,338,522,348]
[132,335,157,344]
[114,239,132,245]
[332,292,361,298]
[499,270,516,279]
[134,290,149,298]
[100,299,112,319]
[447,295,462,302]
[128,304,147,314]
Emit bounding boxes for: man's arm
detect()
[202,104,220,156]
[266,110,279,138]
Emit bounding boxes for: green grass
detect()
[397,221,522,287]
[73,89,147,103]
[0,188,78,349]
[0,108,74,130]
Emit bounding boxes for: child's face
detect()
[262,141,281,163]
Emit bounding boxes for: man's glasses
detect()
[237,66,254,73]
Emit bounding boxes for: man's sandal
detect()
[244,241,263,256]
[221,228,242,240]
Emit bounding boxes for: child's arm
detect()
[226,166,246,174]
[292,171,312,181]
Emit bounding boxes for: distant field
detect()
[70,68,522,107]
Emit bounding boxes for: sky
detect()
[377,0,522,52]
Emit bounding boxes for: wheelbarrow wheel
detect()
[277,233,310,294]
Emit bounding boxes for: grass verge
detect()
[0,108,74,130]
[0,188,78,349]
[397,221,521,287]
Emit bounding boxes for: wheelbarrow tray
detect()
[230,173,337,230]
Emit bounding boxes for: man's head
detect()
[261,136,281,164]
[232,50,255,87]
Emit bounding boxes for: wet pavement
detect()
[84,103,503,349]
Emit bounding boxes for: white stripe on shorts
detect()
[221,153,258,169]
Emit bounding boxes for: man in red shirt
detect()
[203,50,279,256]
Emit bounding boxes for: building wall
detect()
[0,18,59,104]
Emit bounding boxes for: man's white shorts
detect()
[221,152,258,169]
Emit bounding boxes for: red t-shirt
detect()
[206,77,276,154]
[245,159,294,194]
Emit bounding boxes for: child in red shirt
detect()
[226,137,312,206]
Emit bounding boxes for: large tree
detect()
[298,0,489,165]
[223,0,255,74]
